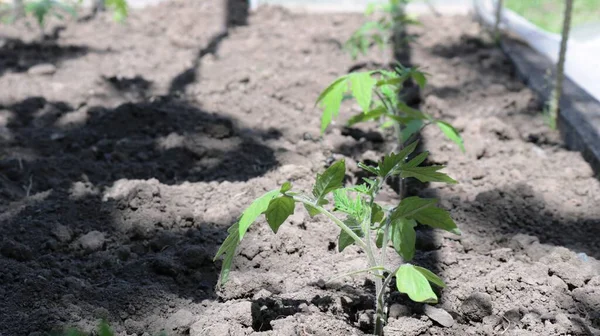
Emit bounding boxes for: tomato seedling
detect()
[344,0,418,59]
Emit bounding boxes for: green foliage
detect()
[105,0,127,22]
[25,0,76,29]
[395,264,439,303]
[60,320,167,336]
[315,66,465,152]
[344,0,418,59]
[216,63,462,336]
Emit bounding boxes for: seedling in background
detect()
[24,0,77,36]
[317,64,464,153]
[344,0,418,59]
[215,66,462,335]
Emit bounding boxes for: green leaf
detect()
[338,218,364,252]
[396,264,438,303]
[411,71,427,90]
[313,160,346,203]
[400,119,424,142]
[333,189,365,218]
[414,266,446,288]
[280,182,292,193]
[358,162,379,175]
[350,72,377,112]
[437,121,465,152]
[400,166,457,184]
[316,76,349,133]
[391,196,437,222]
[304,203,321,217]
[402,151,429,169]
[391,218,417,261]
[265,196,295,233]
[397,102,431,120]
[413,207,460,235]
[214,189,279,285]
[371,203,384,224]
[238,190,281,239]
[347,106,386,126]
[378,140,419,177]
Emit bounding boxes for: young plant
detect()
[344,0,418,59]
[215,66,462,336]
[317,65,464,153]
[214,148,459,335]
[24,0,77,36]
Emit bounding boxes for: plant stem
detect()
[494,0,504,43]
[549,0,573,129]
[291,195,368,250]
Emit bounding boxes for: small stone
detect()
[28,63,57,76]
[389,303,411,319]
[384,316,431,336]
[423,305,454,327]
[461,292,493,322]
[52,224,73,243]
[0,239,33,261]
[76,231,105,252]
[165,309,195,332]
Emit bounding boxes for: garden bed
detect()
[0,1,599,335]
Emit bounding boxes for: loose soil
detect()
[0,1,599,335]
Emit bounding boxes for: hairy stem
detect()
[291,195,368,250]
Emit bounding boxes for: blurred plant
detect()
[493,0,504,43]
[23,0,77,35]
[344,0,419,59]
[103,0,127,22]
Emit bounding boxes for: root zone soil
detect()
[0,1,599,335]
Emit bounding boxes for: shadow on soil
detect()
[0,37,94,77]
[168,0,250,94]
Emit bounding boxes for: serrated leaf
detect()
[437,121,465,152]
[347,106,386,126]
[238,190,281,239]
[348,184,371,194]
[350,72,377,113]
[400,166,457,184]
[391,196,437,222]
[391,218,417,261]
[280,182,292,193]
[313,160,346,203]
[338,217,364,252]
[304,203,321,217]
[414,266,446,288]
[400,119,424,142]
[378,140,419,177]
[412,207,460,235]
[358,162,379,175]
[317,76,349,133]
[396,264,438,303]
[333,189,365,218]
[402,151,429,169]
[265,196,295,233]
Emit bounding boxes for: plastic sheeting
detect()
[474,0,600,103]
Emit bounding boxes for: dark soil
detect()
[0,1,598,335]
